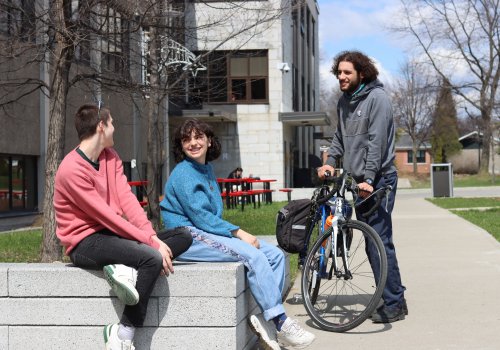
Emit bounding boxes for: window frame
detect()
[192,50,269,104]
[407,150,426,164]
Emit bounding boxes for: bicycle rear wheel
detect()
[301,219,387,332]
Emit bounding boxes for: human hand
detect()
[357,182,374,199]
[153,235,174,276]
[232,229,260,249]
[317,165,335,179]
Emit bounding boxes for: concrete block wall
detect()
[0,238,290,350]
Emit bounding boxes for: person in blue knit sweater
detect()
[160,119,315,350]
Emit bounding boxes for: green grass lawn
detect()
[404,173,498,189]
[0,229,42,262]
[452,208,500,242]
[222,201,287,235]
[427,197,500,209]
[426,197,500,241]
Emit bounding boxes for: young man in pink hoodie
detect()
[54,103,192,350]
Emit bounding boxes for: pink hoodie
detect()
[54,148,159,254]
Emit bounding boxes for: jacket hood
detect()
[345,79,384,101]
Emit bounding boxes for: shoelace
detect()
[121,340,135,350]
[284,319,305,336]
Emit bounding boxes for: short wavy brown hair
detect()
[75,104,111,141]
[331,50,379,84]
[172,119,222,163]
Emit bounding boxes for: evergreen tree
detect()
[430,78,462,163]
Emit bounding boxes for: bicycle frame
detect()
[315,184,353,281]
[306,174,391,280]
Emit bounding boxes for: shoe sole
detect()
[278,338,315,349]
[248,316,279,350]
[103,324,113,350]
[103,265,139,306]
[369,300,409,319]
[372,314,406,324]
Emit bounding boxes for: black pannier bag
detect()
[275,199,312,253]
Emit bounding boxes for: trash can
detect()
[431,163,453,197]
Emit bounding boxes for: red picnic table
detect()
[217,178,276,210]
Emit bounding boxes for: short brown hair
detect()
[74,104,111,141]
[331,50,379,84]
[172,119,222,163]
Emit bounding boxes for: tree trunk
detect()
[479,109,492,174]
[412,142,418,175]
[145,24,162,231]
[40,0,71,262]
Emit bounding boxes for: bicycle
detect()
[300,171,390,332]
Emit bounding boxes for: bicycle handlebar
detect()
[315,170,341,205]
[358,185,393,218]
[314,171,392,216]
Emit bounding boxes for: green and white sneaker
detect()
[103,264,139,306]
[103,323,135,350]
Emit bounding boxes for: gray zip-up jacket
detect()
[326,79,396,182]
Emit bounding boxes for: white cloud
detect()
[318,0,403,48]
[317,0,408,86]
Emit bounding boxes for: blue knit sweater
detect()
[160,158,239,237]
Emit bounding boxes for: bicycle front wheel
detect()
[301,219,387,332]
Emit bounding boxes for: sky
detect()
[317,0,407,89]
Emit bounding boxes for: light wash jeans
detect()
[177,226,286,321]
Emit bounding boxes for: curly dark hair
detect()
[172,119,222,163]
[331,50,379,84]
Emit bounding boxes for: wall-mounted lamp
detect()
[277,62,290,73]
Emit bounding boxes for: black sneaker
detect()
[402,298,409,316]
[371,304,406,323]
[369,298,408,319]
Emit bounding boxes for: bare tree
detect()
[0,0,301,259]
[391,59,435,174]
[395,0,500,173]
[137,0,296,229]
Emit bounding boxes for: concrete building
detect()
[174,0,328,187]
[0,0,327,216]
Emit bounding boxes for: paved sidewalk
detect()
[280,187,500,350]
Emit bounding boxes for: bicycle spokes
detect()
[301,221,387,332]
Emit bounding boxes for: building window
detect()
[98,6,129,74]
[0,0,36,41]
[407,150,426,164]
[312,18,315,55]
[192,50,268,104]
[0,155,37,212]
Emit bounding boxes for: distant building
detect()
[450,131,500,174]
[394,133,432,174]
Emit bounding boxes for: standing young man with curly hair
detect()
[317,50,407,323]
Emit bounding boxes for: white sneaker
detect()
[277,317,315,349]
[248,314,280,350]
[103,324,135,350]
[103,264,139,306]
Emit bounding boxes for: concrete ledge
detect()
[7,324,252,350]
[0,237,289,350]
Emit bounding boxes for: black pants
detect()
[69,227,192,326]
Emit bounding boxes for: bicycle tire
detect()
[301,219,388,332]
[300,215,323,303]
